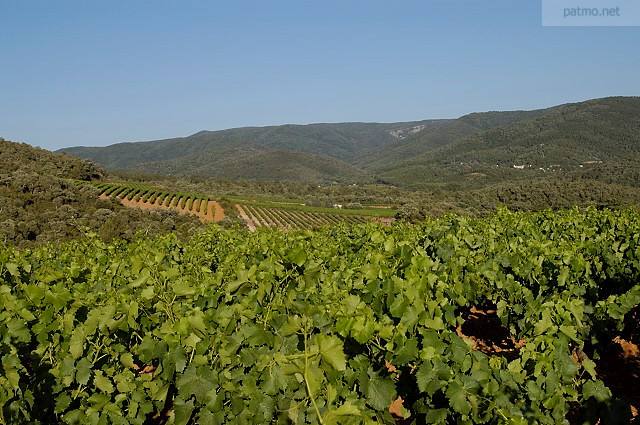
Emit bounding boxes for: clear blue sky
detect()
[1,0,638,150]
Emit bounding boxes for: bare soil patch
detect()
[389,396,406,420]
[212,201,224,221]
[456,305,526,360]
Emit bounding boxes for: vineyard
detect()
[92,182,395,230]
[92,183,224,222]
[236,204,393,230]
[1,207,639,424]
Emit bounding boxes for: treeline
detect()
[396,178,640,221]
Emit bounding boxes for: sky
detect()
[1,0,639,151]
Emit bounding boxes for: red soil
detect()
[100,193,224,223]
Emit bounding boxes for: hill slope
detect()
[0,138,203,247]
[60,120,449,169]
[357,107,563,172]
[59,97,640,187]
[1,138,103,181]
[378,97,640,186]
[120,148,376,184]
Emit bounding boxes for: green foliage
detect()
[58,120,447,170]
[119,149,377,185]
[1,139,103,181]
[0,207,639,423]
[0,140,204,247]
[378,97,640,186]
[57,97,640,188]
[393,179,640,219]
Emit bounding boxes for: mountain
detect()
[356,107,563,172]
[118,148,376,184]
[376,96,640,186]
[60,120,449,169]
[59,96,640,187]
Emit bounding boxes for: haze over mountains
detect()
[60,97,640,186]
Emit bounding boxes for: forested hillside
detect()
[0,139,204,247]
[118,149,376,184]
[59,97,640,188]
[60,120,447,169]
[378,97,640,186]
[358,106,562,172]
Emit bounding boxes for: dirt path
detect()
[100,193,224,223]
[235,204,256,231]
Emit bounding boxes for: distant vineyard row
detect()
[88,182,224,222]
[237,204,393,230]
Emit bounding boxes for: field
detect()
[236,204,393,231]
[92,183,224,222]
[1,207,639,424]
[92,182,396,230]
